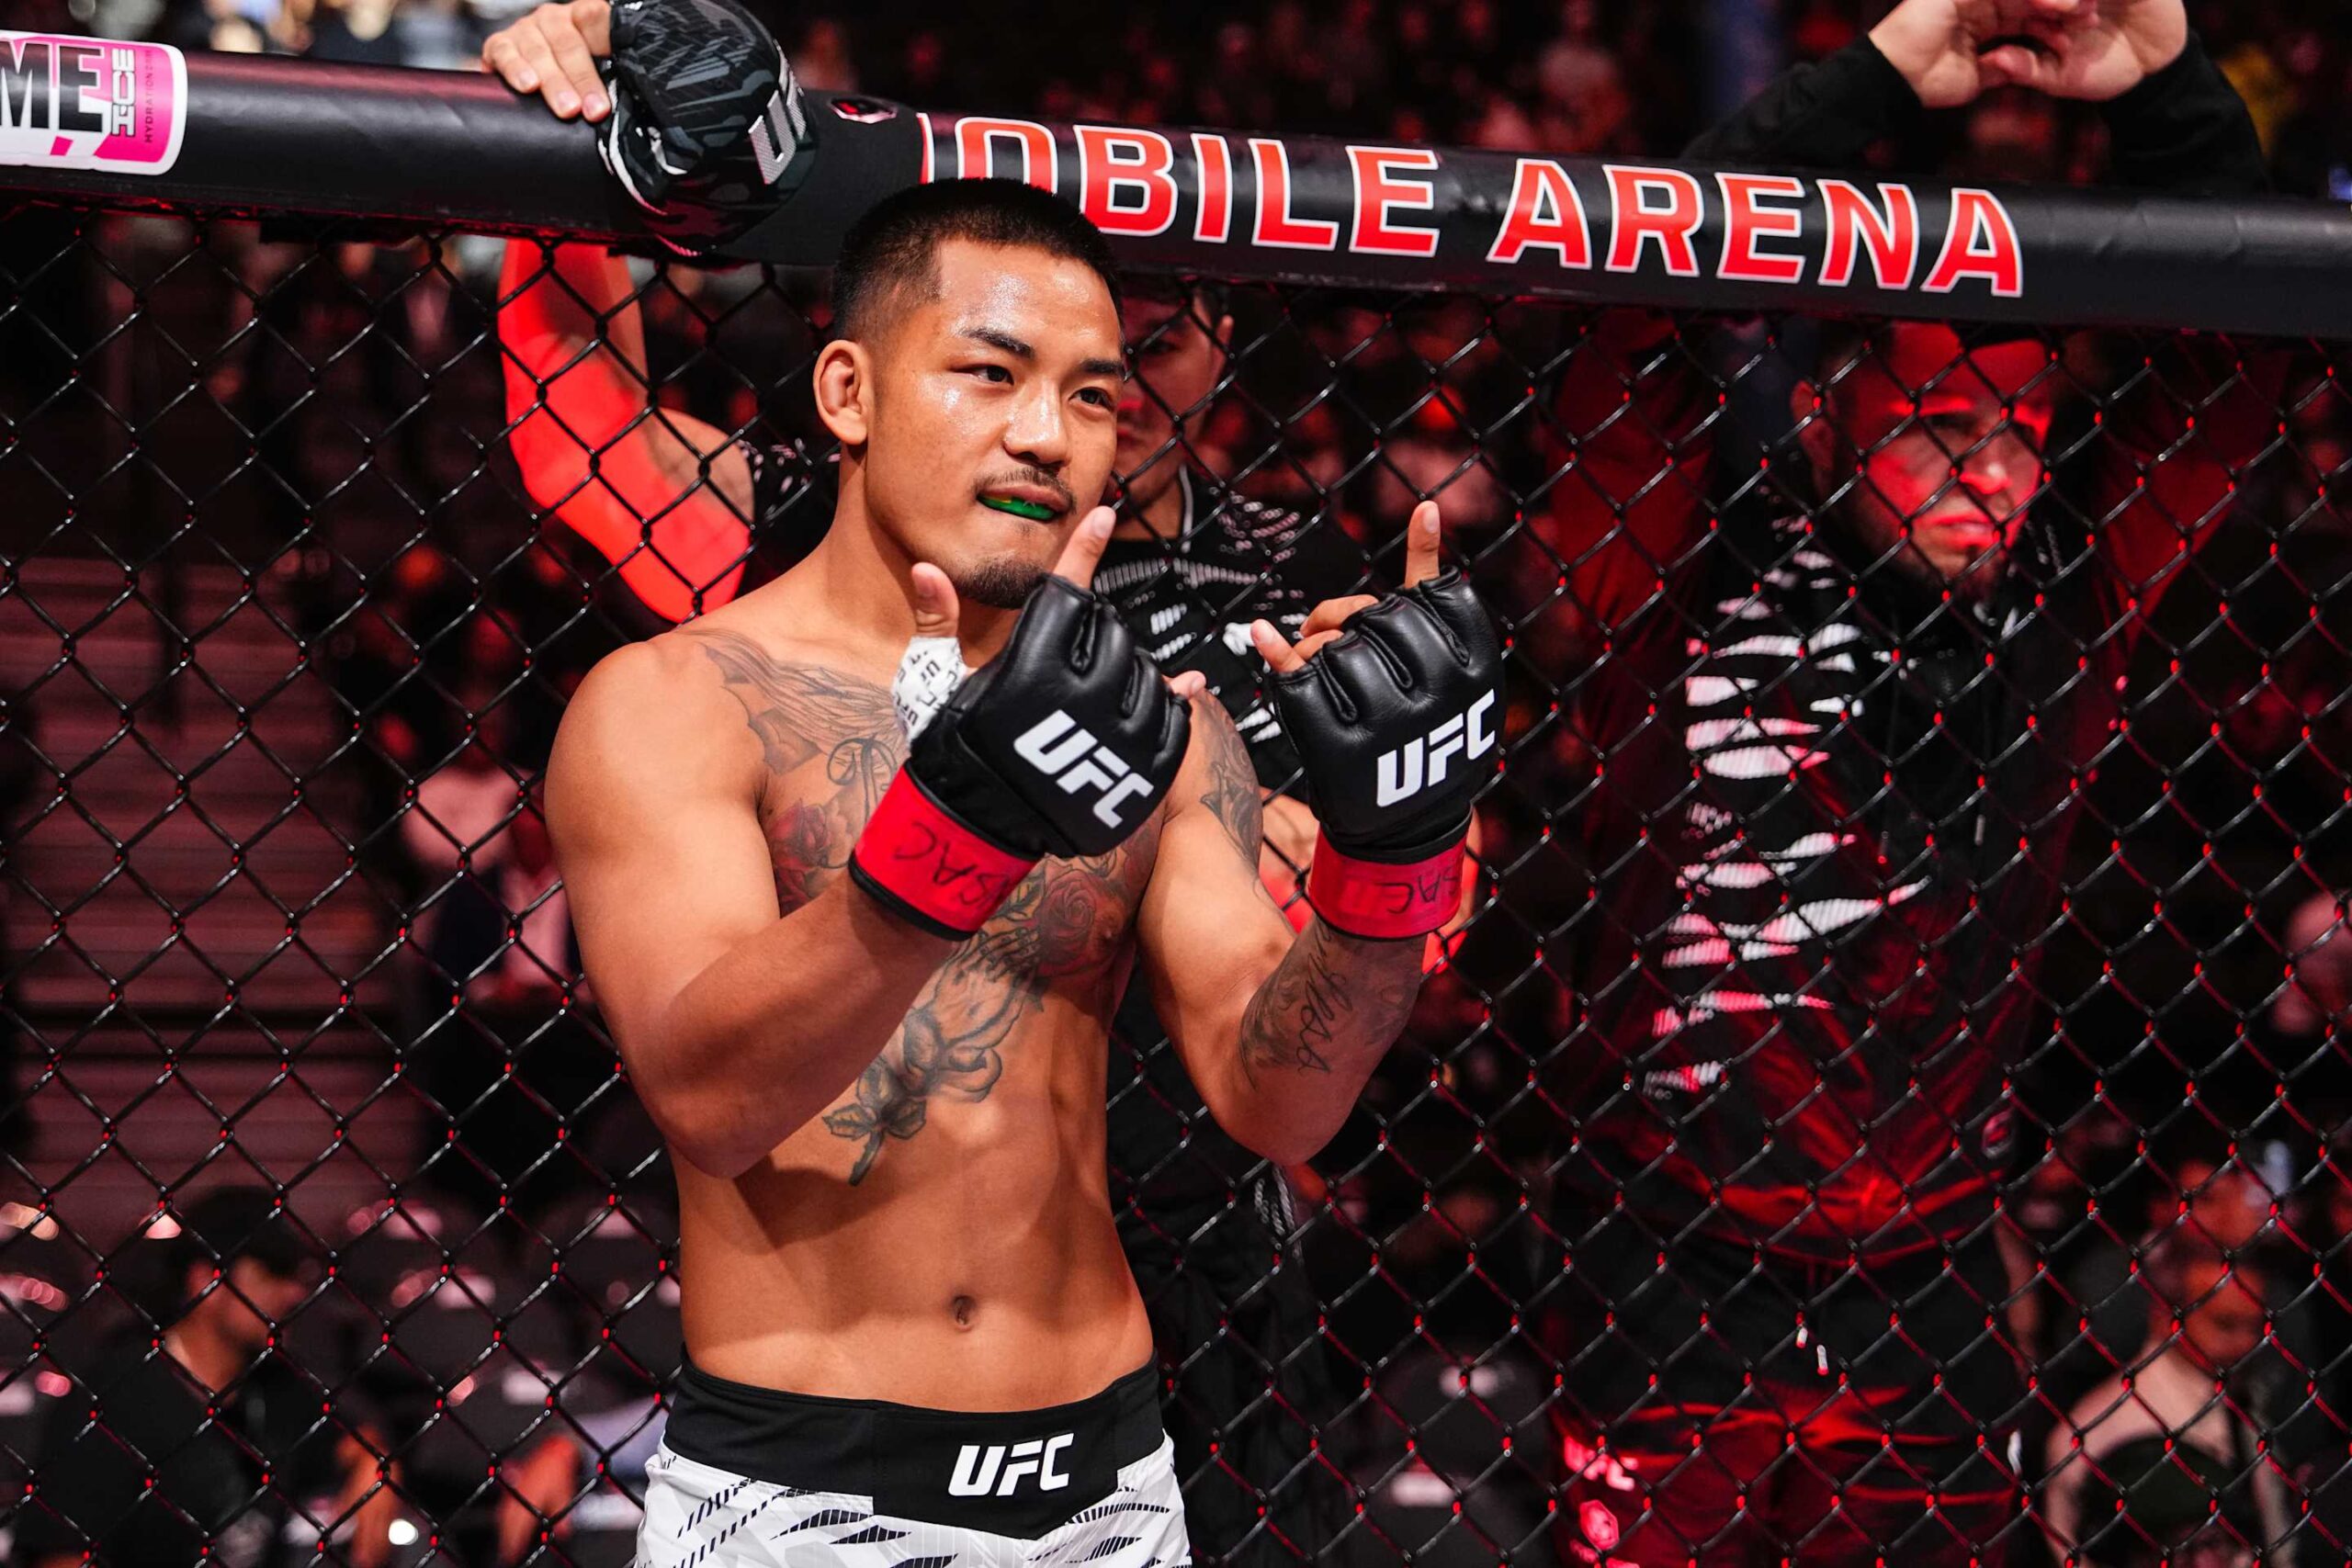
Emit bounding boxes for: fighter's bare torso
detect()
[614,579,1205,1408]
[543,218,1455,1418]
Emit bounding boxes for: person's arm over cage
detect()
[490,0,804,620]
[1696,0,2278,615]
[498,237,756,621]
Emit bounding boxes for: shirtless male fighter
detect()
[527,17,1502,1559]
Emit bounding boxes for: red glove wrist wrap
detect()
[1306,835,1466,941]
[850,773,1038,939]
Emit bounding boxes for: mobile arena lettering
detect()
[0,50,2330,335]
[919,112,2023,299]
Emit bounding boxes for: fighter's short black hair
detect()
[831,179,1120,343]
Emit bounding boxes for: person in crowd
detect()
[1539,0,2278,1559]
[18,1189,400,1568]
[2041,1240,2292,1567]
[2275,886,2352,1036]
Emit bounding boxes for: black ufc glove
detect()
[1272,570,1501,939]
[596,0,815,256]
[851,578,1192,939]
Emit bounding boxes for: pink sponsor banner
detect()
[0,33,186,176]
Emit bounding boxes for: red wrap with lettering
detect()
[849,773,1038,940]
[1306,834,1465,942]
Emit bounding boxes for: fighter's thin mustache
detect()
[978,468,1074,511]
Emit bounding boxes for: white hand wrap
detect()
[892,635,972,743]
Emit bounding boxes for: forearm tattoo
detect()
[1196,700,1263,866]
[1237,919,1422,1088]
[693,630,1156,1183]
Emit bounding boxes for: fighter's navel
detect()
[951,1294,976,1329]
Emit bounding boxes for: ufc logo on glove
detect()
[849,577,1192,941]
[1269,569,1504,941]
[1013,711,1156,829]
[1375,691,1498,807]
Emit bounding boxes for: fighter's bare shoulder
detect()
[554,600,902,825]
[547,630,764,828]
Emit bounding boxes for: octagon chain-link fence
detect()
[3,203,2350,1568]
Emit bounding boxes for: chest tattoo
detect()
[695,629,1161,1183]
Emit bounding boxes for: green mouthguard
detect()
[980,494,1057,521]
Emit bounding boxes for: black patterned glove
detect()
[596,0,814,255]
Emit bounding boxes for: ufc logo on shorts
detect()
[1375,691,1498,807]
[1013,711,1154,828]
[946,1434,1075,1496]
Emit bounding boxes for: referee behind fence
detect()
[1539,0,2273,1562]
[489,55,1363,1548]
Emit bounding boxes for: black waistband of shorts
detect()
[664,1359,1164,1538]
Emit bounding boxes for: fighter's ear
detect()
[813,339,872,447]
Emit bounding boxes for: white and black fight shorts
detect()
[637,1360,1191,1567]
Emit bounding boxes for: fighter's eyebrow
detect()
[961,326,1033,358]
[960,326,1124,381]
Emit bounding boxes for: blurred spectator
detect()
[302,0,405,64]
[18,1190,398,1568]
[2166,1147,2284,1255]
[2275,887,2352,1035]
[482,789,574,1007]
[791,16,856,92]
[404,759,604,1219]
[1532,13,1637,152]
[395,0,485,68]
[400,692,526,955]
[2041,1240,2293,1567]
[157,0,299,52]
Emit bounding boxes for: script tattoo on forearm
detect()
[1237,919,1421,1088]
[1196,699,1263,866]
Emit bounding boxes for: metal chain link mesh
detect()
[3,203,2349,1567]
